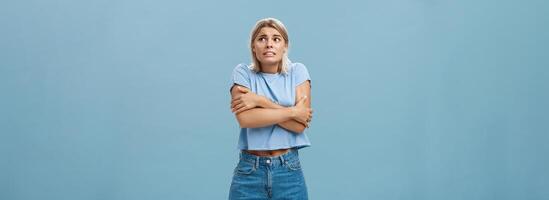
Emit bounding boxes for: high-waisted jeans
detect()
[228,148,308,200]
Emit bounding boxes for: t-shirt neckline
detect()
[260,72,280,76]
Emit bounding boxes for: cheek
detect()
[252,43,260,52]
[278,48,286,56]
[252,47,260,56]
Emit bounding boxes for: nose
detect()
[266,39,273,48]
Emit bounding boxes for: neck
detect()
[260,63,279,74]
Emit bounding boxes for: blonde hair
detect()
[249,18,290,74]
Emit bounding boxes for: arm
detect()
[234,107,295,128]
[255,81,311,133]
[230,82,313,133]
[231,84,310,128]
[259,100,307,133]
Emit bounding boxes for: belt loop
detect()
[279,154,285,165]
[255,156,259,169]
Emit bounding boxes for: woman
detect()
[228,18,313,200]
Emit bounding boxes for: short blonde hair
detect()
[249,18,290,74]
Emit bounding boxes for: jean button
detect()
[266,159,271,164]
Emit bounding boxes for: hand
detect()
[231,86,264,114]
[291,95,313,127]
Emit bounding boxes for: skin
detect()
[230,27,313,156]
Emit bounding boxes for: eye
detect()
[274,38,281,42]
[257,37,266,42]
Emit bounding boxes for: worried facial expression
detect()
[252,27,287,68]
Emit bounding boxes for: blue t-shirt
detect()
[230,62,312,150]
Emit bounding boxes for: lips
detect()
[263,51,276,56]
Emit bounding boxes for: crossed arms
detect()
[230,81,313,133]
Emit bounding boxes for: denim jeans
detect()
[228,148,308,200]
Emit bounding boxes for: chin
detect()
[261,57,282,64]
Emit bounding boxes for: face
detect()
[252,27,287,68]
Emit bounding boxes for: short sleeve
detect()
[230,64,251,91]
[293,63,311,87]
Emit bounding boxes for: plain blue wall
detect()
[1,0,548,199]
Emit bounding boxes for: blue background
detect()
[1,0,548,199]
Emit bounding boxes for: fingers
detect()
[306,109,313,126]
[231,99,242,108]
[305,117,312,128]
[230,95,248,109]
[231,95,242,104]
[296,121,309,128]
[231,90,254,105]
[234,105,251,114]
[296,118,308,125]
[300,121,309,128]
[231,101,246,112]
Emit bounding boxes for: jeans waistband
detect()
[239,148,299,167]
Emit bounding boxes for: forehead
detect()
[257,27,282,36]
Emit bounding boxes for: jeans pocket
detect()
[285,159,302,171]
[234,160,256,175]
